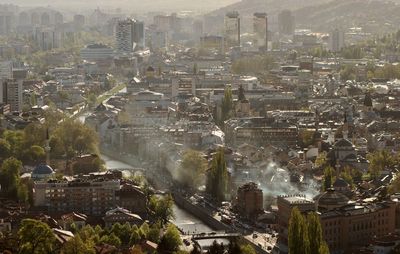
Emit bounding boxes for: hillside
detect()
[295,0,400,33]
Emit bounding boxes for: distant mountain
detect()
[294,0,400,33]
[207,0,332,17]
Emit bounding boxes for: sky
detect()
[1,0,239,12]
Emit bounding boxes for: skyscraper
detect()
[253,12,268,50]
[116,18,145,53]
[224,11,240,48]
[329,28,345,52]
[278,10,295,35]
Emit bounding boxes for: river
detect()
[101,154,214,234]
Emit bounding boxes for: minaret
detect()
[45,128,51,165]
[342,112,349,140]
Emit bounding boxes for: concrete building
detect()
[80,43,114,61]
[236,182,263,219]
[33,178,120,215]
[253,12,268,49]
[224,117,298,148]
[0,12,14,36]
[2,78,23,111]
[278,10,295,35]
[116,18,145,53]
[329,28,345,52]
[224,11,240,48]
[103,207,143,228]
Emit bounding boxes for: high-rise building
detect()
[224,11,240,48]
[41,12,50,26]
[2,78,23,111]
[54,12,63,25]
[253,12,268,49]
[329,28,345,52]
[73,14,85,28]
[18,11,29,26]
[193,19,203,42]
[133,21,145,49]
[0,13,14,36]
[115,18,145,53]
[278,10,295,35]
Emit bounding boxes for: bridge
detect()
[188,232,241,240]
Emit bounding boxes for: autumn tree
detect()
[323,166,336,191]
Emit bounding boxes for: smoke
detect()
[236,161,320,202]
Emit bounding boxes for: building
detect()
[80,44,115,61]
[116,18,145,53]
[278,10,295,35]
[329,28,345,52]
[253,12,268,49]
[33,178,120,215]
[103,207,143,228]
[236,182,263,219]
[115,183,148,217]
[317,192,396,252]
[0,12,14,36]
[224,117,298,148]
[277,195,316,242]
[31,164,55,181]
[224,11,240,48]
[2,78,23,111]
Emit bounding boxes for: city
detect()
[0,0,400,254]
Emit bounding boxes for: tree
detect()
[18,219,56,254]
[288,207,309,254]
[61,235,96,254]
[52,119,99,159]
[149,194,175,226]
[315,152,327,169]
[240,244,256,254]
[307,213,324,254]
[323,166,335,191]
[221,86,233,123]
[208,240,225,254]
[178,150,207,188]
[0,157,22,199]
[0,138,11,159]
[157,224,182,253]
[368,150,396,180]
[206,148,229,203]
[147,222,161,243]
[99,233,121,247]
[25,145,46,164]
[319,242,330,254]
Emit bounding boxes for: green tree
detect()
[157,224,182,253]
[288,207,309,254]
[319,242,330,254]
[240,244,256,254]
[307,212,325,254]
[221,86,233,123]
[0,138,11,159]
[315,152,327,169]
[147,222,161,243]
[368,150,396,180]
[61,235,96,254]
[18,219,56,254]
[206,148,229,203]
[179,150,207,188]
[52,119,99,159]
[0,157,22,199]
[99,233,121,247]
[323,166,336,191]
[208,240,225,254]
[149,194,174,226]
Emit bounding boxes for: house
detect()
[103,207,143,228]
